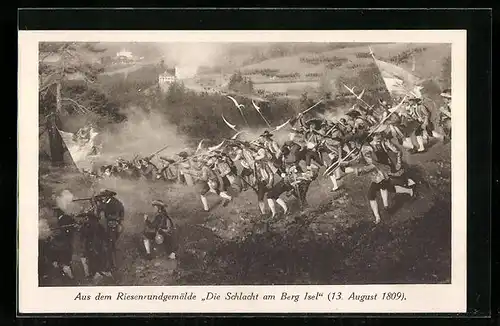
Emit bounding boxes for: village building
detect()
[116,49,135,63]
[158,70,177,92]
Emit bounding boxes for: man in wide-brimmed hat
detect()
[301,119,325,174]
[96,189,125,265]
[404,96,433,153]
[142,199,175,260]
[438,89,452,142]
[176,151,194,186]
[255,130,281,172]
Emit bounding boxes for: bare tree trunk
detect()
[48,82,65,166]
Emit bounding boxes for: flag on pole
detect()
[57,126,99,171]
[369,47,423,98]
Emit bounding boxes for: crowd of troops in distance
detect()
[41,89,452,282]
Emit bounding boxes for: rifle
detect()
[72,196,101,202]
[146,144,169,160]
[323,96,407,177]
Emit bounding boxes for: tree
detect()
[440,55,451,90]
[228,71,254,94]
[39,42,107,166]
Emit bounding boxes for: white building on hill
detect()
[159,70,177,92]
[116,49,133,59]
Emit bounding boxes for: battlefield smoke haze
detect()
[97,108,190,166]
[38,218,52,240]
[56,189,80,214]
[158,43,226,72]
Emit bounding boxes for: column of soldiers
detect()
[88,90,452,225]
[163,90,452,222]
[42,90,452,282]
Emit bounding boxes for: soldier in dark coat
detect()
[96,189,125,236]
[47,207,76,280]
[79,212,112,278]
[96,189,125,271]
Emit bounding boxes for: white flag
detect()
[372,57,423,98]
[58,126,99,171]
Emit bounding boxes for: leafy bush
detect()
[157,82,297,141]
[228,71,254,94]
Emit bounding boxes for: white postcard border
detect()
[18,30,467,314]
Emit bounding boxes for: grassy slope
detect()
[39,140,451,286]
[239,43,451,82]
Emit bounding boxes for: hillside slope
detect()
[39,140,451,286]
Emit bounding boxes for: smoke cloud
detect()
[38,218,52,240]
[95,108,190,168]
[55,189,81,215]
[158,43,226,74]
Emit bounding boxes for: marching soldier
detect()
[196,156,232,212]
[406,97,433,153]
[138,158,158,181]
[253,152,275,216]
[177,151,194,186]
[254,131,281,174]
[439,89,452,142]
[230,144,255,190]
[301,119,324,171]
[345,132,415,224]
[266,163,315,218]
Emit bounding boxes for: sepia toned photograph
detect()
[35,39,454,289]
